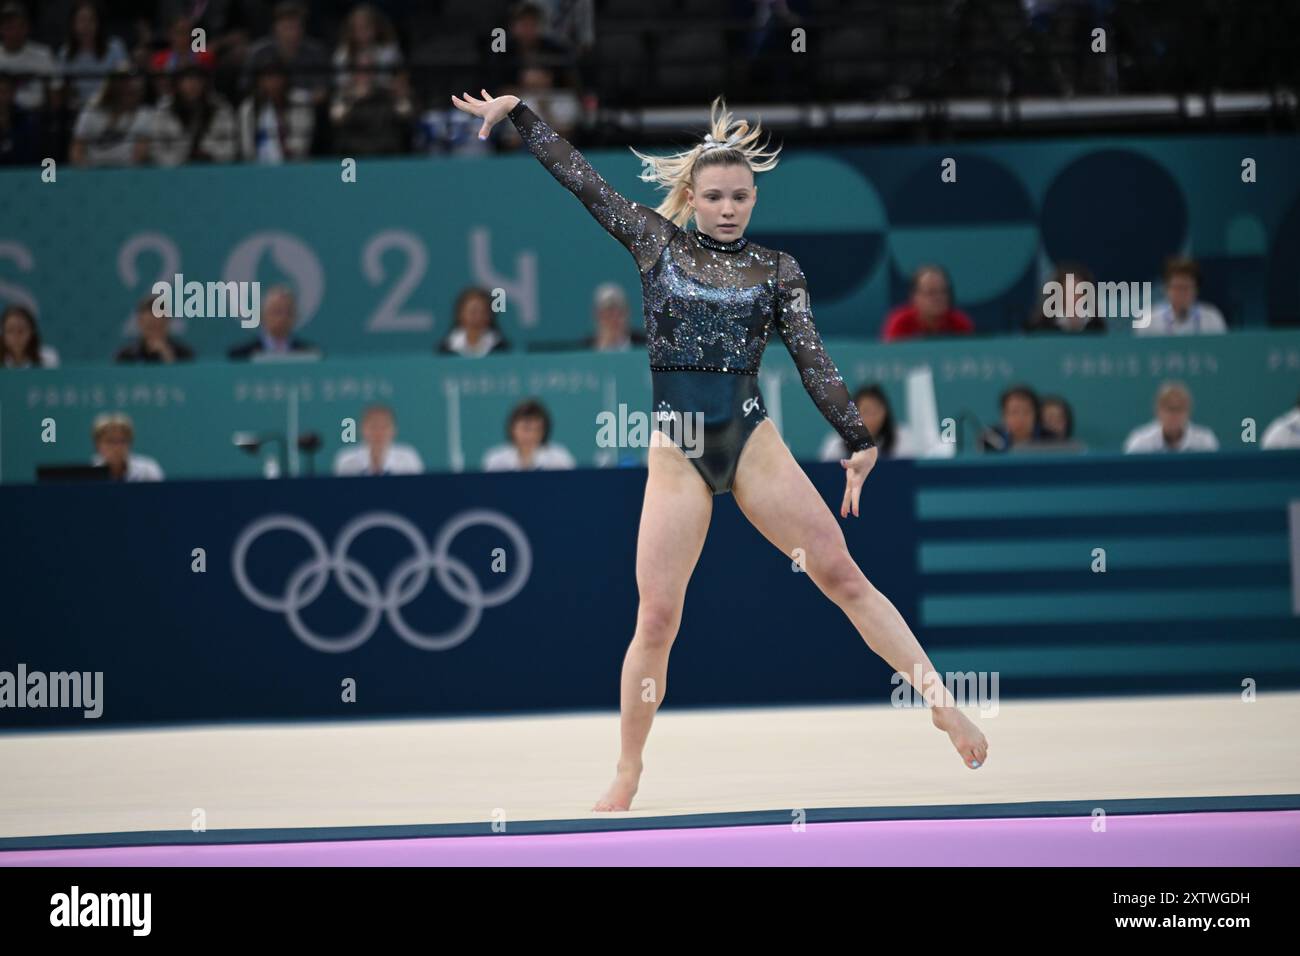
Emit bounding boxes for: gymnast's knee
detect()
[816,549,873,606]
[634,600,682,649]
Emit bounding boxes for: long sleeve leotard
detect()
[507,100,876,454]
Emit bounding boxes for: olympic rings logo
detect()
[231,510,531,654]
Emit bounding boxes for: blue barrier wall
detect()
[2,449,1296,730]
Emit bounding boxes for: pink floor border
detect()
[3,811,1298,866]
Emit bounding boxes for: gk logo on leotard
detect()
[231,510,532,653]
[742,397,760,417]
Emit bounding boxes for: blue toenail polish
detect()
[970,760,980,768]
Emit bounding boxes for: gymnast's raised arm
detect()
[451,89,676,273]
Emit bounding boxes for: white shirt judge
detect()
[333,443,425,476]
[332,405,424,476]
[1123,420,1219,453]
[482,444,576,472]
[1123,381,1219,453]
[1133,301,1227,336]
[1261,406,1300,450]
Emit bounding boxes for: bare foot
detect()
[593,762,642,811]
[931,707,988,769]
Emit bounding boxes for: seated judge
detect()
[228,285,320,360]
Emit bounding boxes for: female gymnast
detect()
[451,90,989,811]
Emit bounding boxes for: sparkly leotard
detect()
[508,101,875,494]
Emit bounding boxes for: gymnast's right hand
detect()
[451,89,520,140]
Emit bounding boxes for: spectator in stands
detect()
[0,2,56,111]
[330,3,408,145]
[57,1,127,110]
[69,64,150,166]
[1038,394,1076,442]
[490,1,577,92]
[148,13,216,99]
[243,1,329,105]
[743,0,804,99]
[511,64,579,139]
[981,384,1043,452]
[1,303,58,367]
[1019,0,1108,95]
[438,287,510,357]
[1123,381,1219,453]
[483,398,576,471]
[146,62,237,166]
[1024,262,1106,333]
[491,4,580,147]
[820,384,916,461]
[0,68,39,163]
[333,4,403,90]
[329,43,411,155]
[114,293,195,363]
[1261,393,1300,450]
[125,13,157,75]
[238,57,313,162]
[881,265,974,341]
[228,285,319,359]
[587,283,644,351]
[533,0,595,53]
[745,0,802,55]
[91,411,163,480]
[333,403,424,476]
[1134,256,1227,336]
[199,5,260,105]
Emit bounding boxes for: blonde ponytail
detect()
[629,96,781,227]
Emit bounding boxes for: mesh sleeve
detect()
[508,100,675,273]
[774,251,876,453]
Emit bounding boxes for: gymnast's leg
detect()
[593,428,714,811]
[732,420,989,769]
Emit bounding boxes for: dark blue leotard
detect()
[508,101,875,494]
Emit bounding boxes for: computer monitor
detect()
[35,464,112,483]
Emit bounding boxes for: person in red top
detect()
[149,14,216,75]
[881,264,975,341]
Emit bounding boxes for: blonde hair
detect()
[629,96,781,228]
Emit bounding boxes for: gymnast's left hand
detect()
[839,446,878,518]
[450,89,519,139]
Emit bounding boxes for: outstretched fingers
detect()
[451,90,505,138]
[839,460,865,518]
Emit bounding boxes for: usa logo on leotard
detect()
[231,510,531,653]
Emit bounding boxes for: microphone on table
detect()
[233,431,285,477]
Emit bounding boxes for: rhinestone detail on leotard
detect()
[650,364,758,374]
[691,229,749,253]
